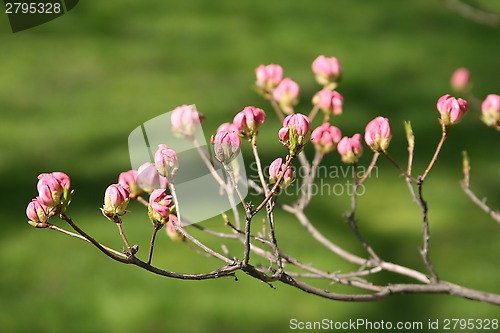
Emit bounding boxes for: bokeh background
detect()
[1,1,499,332]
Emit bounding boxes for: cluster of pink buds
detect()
[171,104,203,138]
[337,134,363,164]
[27,172,72,226]
[364,116,392,152]
[436,94,468,129]
[481,94,500,130]
[312,55,342,89]
[154,144,179,180]
[312,89,343,117]
[311,123,342,154]
[37,172,71,208]
[268,158,294,190]
[148,189,174,227]
[212,130,241,164]
[278,113,311,156]
[233,106,266,138]
[255,64,283,98]
[102,184,130,220]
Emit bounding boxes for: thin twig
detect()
[461,151,500,223]
[193,137,226,187]
[297,150,323,209]
[347,163,381,262]
[421,131,447,181]
[270,98,285,122]
[169,184,233,264]
[253,156,294,214]
[444,0,500,27]
[382,151,418,183]
[251,135,269,196]
[417,178,439,282]
[147,226,160,265]
[46,222,127,259]
[308,105,320,122]
[115,222,133,255]
[358,152,380,185]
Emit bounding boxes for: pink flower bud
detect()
[364,116,392,152]
[52,172,70,190]
[216,122,239,134]
[283,113,311,137]
[103,184,130,218]
[337,134,363,164]
[26,197,51,224]
[233,106,266,137]
[311,123,342,154]
[268,158,294,189]
[312,55,342,88]
[272,78,300,114]
[154,144,179,179]
[118,170,142,197]
[279,113,311,156]
[37,173,66,207]
[312,89,344,116]
[148,189,174,225]
[136,162,168,193]
[437,94,468,127]
[450,68,470,93]
[481,94,500,130]
[171,104,203,138]
[213,130,241,164]
[166,214,185,242]
[255,64,283,96]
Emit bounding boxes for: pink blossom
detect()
[26,197,51,224]
[136,162,168,193]
[103,184,130,217]
[481,94,500,129]
[148,189,174,224]
[213,130,241,164]
[255,64,283,94]
[272,78,300,114]
[450,68,470,93]
[364,116,392,152]
[437,94,468,127]
[233,106,266,137]
[171,104,203,137]
[311,123,342,154]
[337,134,363,164]
[154,144,179,179]
[312,89,344,116]
[312,55,342,87]
[268,158,294,189]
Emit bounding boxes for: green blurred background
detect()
[1,1,499,332]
